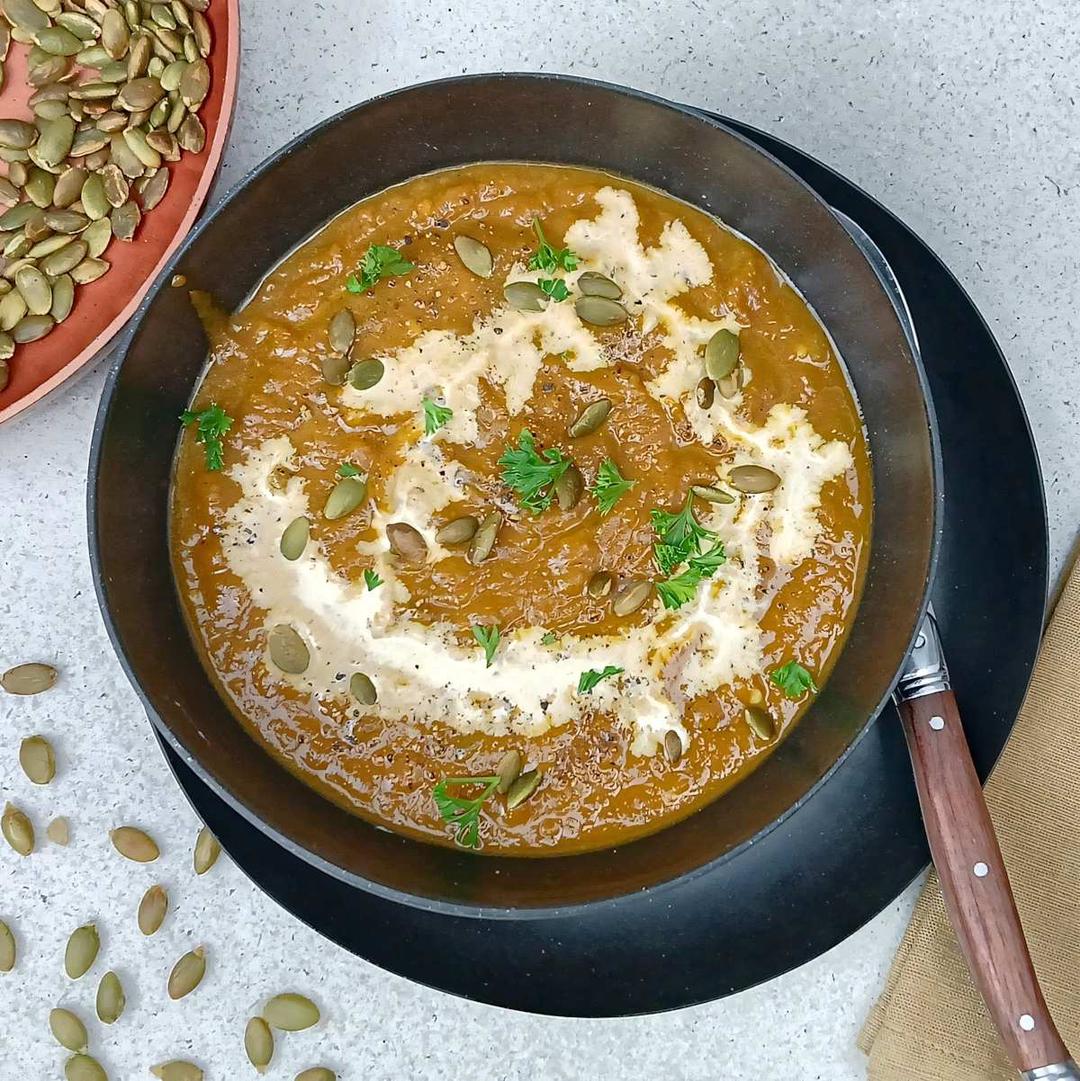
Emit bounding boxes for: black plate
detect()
[154,112,1047,1015]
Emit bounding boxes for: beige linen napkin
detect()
[859,550,1080,1079]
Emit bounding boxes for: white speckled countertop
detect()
[2,2,1078,1078]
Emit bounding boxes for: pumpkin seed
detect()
[50,1007,88,1051]
[386,521,427,563]
[691,484,735,505]
[76,42,111,67]
[695,377,715,410]
[56,12,100,41]
[16,265,52,315]
[110,825,160,862]
[575,294,629,326]
[586,570,614,598]
[663,730,683,765]
[320,353,349,386]
[506,768,541,810]
[577,271,622,299]
[435,514,478,545]
[279,516,309,561]
[0,176,19,204]
[728,464,781,494]
[0,202,36,230]
[110,201,141,242]
[96,969,125,1024]
[264,992,320,1031]
[167,946,206,999]
[19,734,55,783]
[0,119,38,149]
[177,112,205,153]
[64,924,99,979]
[328,309,355,355]
[138,884,168,935]
[117,77,164,112]
[467,510,501,564]
[146,129,179,161]
[347,357,383,390]
[123,128,161,169]
[503,280,546,312]
[296,1071,336,1081]
[70,257,110,284]
[349,672,377,706]
[152,3,178,30]
[65,1053,107,1081]
[2,804,33,855]
[268,624,309,675]
[244,1016,274,1072]
[717,368,743,399]
[34,97,70,120]
[151,1063,204,1081]
[554,462,584,509]
[0,290,26,331]
[100,9,128,58]
[35,26,83,56]
[453,234,492,278]
[0,342,11,374]
[704,328,740,381]
[191,12,211,56]
[1,0,49,32]
[323,476,366,520]
[179,57,208,108]
[612,579,654,617]
[81,173,110,219]
[83,218,112,257]
[568,398,612,438]
[159,58,187,92]
[37,115,76,166]
[41,240,87,275]
[193,826,220,875]
[745,705,777,741]
[53,167,88,208]
[0,920,14,972]
[47,816,70,845]
[29,56,71,86]
[127,32,152,79]
[495,749,522,794]
[0,22,7,60]
[268,465,295,491]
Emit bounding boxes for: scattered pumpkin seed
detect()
[50,1007,88,1051]
[138,885,168,935]
[279,516,309,561]
[55,12,99,41]
[349,672,377,706]
[586,570,614,598]
[50,274,75,322]
[193,826,220,875]
[467,510,501,564]
[495,749,522,794]
[167,946,206,999]
[159,58,187,92]
[695,376,715,410]
[2,803,33,855]
[110,825,159,862]
[576,271,622,299]
[347,357,383,390]
[453,234,492,278]
[2,0,50,33]
[691,484,735,505]
[503,280,546,312]
[745,705,778,741]
[386,521,428,563]
[65,1053,107,1081]
[0,118,39,149]
[96,969,125,1023]
[328,309,355,354]
[116,77,164,112]
[611,579,653,617]
[12,312,53,342]
[663,730,683,765]
[554,462,584,509]
[35,26,83,57]
[268,624,309,675]
[47,817,70,845]
[0,920,15,972]
[506,768,541,810]
[320,353,349,386]
[64,924,99,979]
[24,167,55,206]
[139,166,171,211]
[1,662,57,695]
[0,291,27,331]
[264,992,320,1031]
[52,167,87,208]
[177,113,205,153]
[81,173,110,220]
[728,464,781,494]
[70,257,110,284]
[717,368,744,399]
[0,176,18,204]
[15,265,52,315]
[151,1063,204,1081]
[704,328,740,381]
[435,514,478,545]
[110,201,141,242]
[575,294,629,326]
[100,8,128,58]
[295,1070,336,1081]
[323,476,366,521]
[568,398,612,438]
[244,1016,274,1073]
[179,57,208,108]
[37,115,76,166]
[19,734,55,783]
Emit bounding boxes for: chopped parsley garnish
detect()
[527,217,578,274]
[497,429,571,514]
[363,568,382,590]
[578,666,624,694]
[432,775,501,849]
[471,624,500,667]
[650,494,727,610]
[180,403,232,471]
[346,244,414,294]
[538,277,570,302]
[771,660,818,699]
[590,458,635,515]
[540,630,558,646]
[338,462,362,478]
[422,396,453,435]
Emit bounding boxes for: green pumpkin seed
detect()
[123,128,161,169]
[0,202,36,230]
[64,924,99,979]
[0,920,14,972]
[127,32,152,79]
[19,734,55,783]
[0,290,26,331]
[83,218,112,258]
[65,1053,107,1081]
[728,464,781,494]
[663,730,683,765]
[2,804,33,855]
[717,367,744,399]
[295,1070,336,1081]
[695,377,715,410]
[50,1007,88,1051]
[386,521,427,563]
[29,56,72,87]
[554,463,584,509]
[0,337,12,366]
[70,257,110,284]
[503,280,546,312]
[151,1063,204,1081]
[179,58,208,108]
[575,294,629,326]
[152,4,178,30]
[320,353,349,386]
[506,768,541,810]
[192,12,211,57]
[34,98,70,120]
[0,119,37,149]
[41,240,88,276]
[453,234,492,278]
[691,484,735,505]
[193,826,220,875]
[745,705,777,741]
[159,59,187,92]
[148,98,172,130]
[436,514,478,545]
[53,167,88,208]
[16,265,52,315]
[349,672,377,706]
[704,328,740,381]
[0,176,18,204]
[586,570,614,598]
[177,113,205,153]
[81,174,110,220]
[0,358,8,390]
[328,309,355,354]
[611,579,653,617]
[467,510,501,564]
[495,749,522,794]
[76,43,112,67]
[1,0,50,32]
[167,946,206,999]
[37,115,76,166]
[323,476,366,520]
[138,884,168,935]
[25,233,68,259]
[567,398,612,438]
[244,1016,274,1072]
[56,12,100,41]
[577,271,622,299]
[347,357,383,390]
[35,26,84,56]
[110,201,141,242]
[100,9,128,58]
[268,624,309,675]
[117,77,164,112]
[96,970,125,1024]
[264,992,320,1031]
[47,817,70,845]
[279,516,309,561]
[110,825,159,862]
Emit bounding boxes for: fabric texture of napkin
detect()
[859,550,1080,1079]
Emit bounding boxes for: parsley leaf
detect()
[527,217,578,274]
[591,458,635,515]
[432,775,501,849]
[338,462,362,478]
[656,570,704,611]
[538,277,570,302]
[540,630,558,646]
[422,396,453,435]
[346,244,414,294]
[498,429,571,514]
[771,660,818,699]
[577,666,624,694]
[363,568,382,590]
[471,624,500,667]
[650,494,718,572]
[180,403,232,471]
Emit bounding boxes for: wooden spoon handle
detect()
[898,688,1075,1075]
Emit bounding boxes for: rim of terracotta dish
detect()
[0,0,241,426]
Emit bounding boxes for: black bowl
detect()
[90,74,938,915]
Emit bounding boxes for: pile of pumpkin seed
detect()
[0,0,213,395]
[1,661,338,1081]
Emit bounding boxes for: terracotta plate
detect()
[0,0,239,424]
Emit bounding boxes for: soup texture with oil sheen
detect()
[171,163,872,854]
